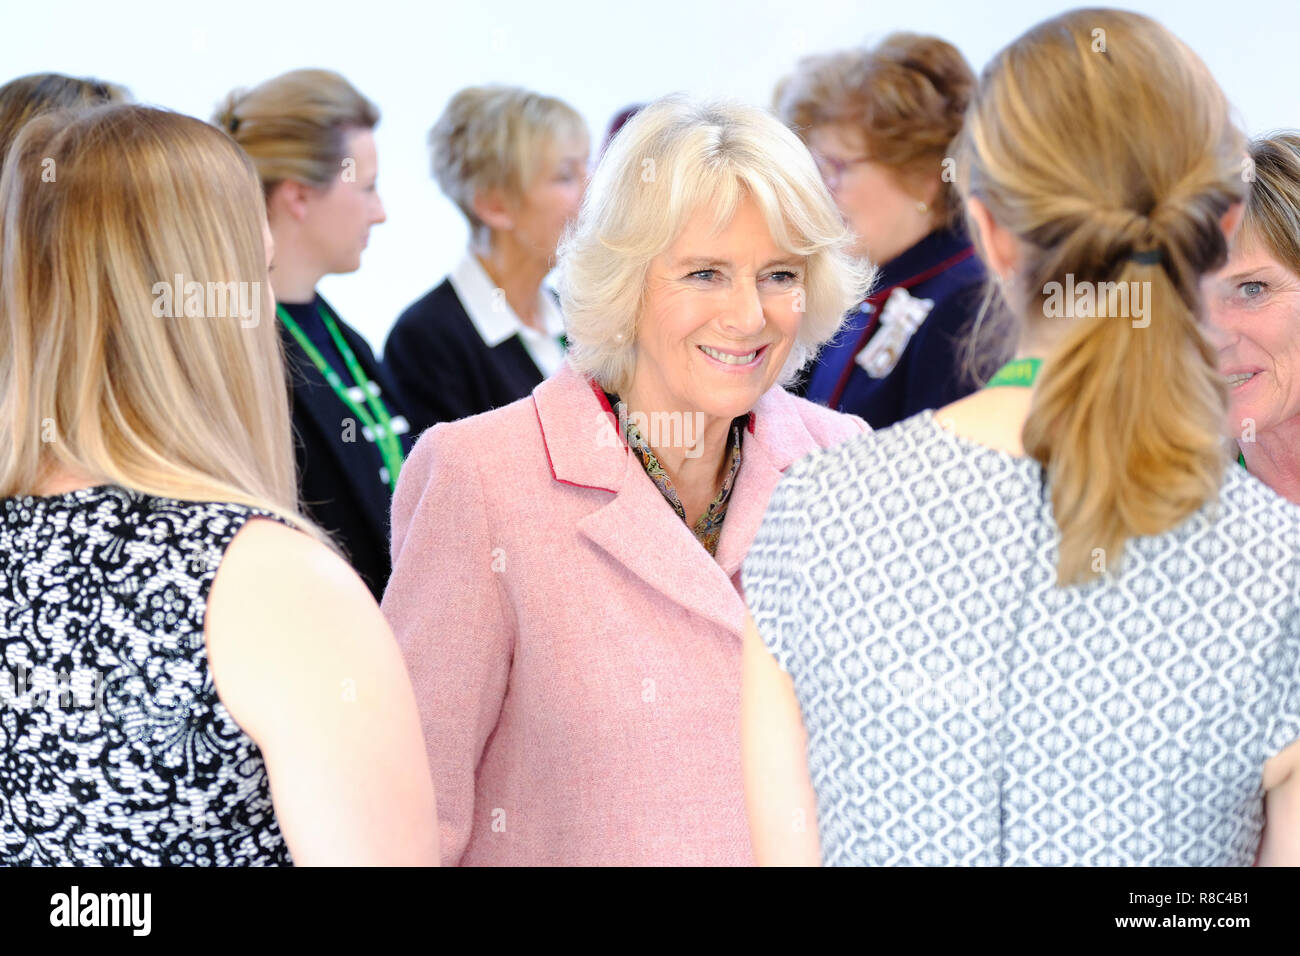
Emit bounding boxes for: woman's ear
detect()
[1220,200,1244,246]
[471,187,515,233]
[965,196,1020,280]
[267,179,313,224]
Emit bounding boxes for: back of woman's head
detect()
[954,8,1247,584]
[0,103,316,535]
[214,68,379,196]
[0,72,130,161]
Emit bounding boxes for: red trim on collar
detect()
[590,378,616,416]
[533,395,618,494]
[827,245,976,410]
[592,376,756,435]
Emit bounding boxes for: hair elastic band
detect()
[1129,249,1163,265]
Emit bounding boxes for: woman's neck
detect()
[29,463,105,496]
[1241,419,1300,503]
[472,233,550,329]
[618,386,736,527]
[269,242,324,305]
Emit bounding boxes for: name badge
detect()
[854,286,935,379]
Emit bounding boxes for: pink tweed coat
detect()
[381,360,868,865]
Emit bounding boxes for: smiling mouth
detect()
[1226,371,1258,386]
[699,344,764,365]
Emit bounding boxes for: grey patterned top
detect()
[742,410,1300,866]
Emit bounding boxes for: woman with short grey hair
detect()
[382,94,871,865]
[384,85,589,433]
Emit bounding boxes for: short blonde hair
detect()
[558,94,871,393]
[1238,132,1300,275]
[0,104,322,541]
[429,85,588,237]
[214,69,379,198]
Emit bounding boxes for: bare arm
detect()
[1258,738,1300,866]
[206,518,439,866]
[741,609,821,866]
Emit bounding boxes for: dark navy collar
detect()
[872,225,975,293]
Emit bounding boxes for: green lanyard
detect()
[276,302,404,493]
[985,357,1042,388]
[1238,451,1246,470]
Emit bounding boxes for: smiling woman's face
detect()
[625,192,806,423]
[1203,238,1300,437]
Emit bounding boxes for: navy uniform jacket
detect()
[278,295,414,603]
[799,227,987,429]
[383,279,549,437]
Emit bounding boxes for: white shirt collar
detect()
[448,250,566,349]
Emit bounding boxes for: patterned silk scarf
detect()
[605,392,744,556]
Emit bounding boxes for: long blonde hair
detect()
[0,104,321,537]
[954,9,1246,584]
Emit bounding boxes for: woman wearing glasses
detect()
[774,33,991,428]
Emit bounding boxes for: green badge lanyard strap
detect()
[276,303,404,492]
[984,357,1042,389]
[985,358,1251,472]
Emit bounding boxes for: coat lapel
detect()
[534,364,822,637]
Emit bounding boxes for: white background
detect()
[4,0,1296,352]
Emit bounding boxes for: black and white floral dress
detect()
[0,485,292,865]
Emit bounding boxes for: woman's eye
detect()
[688,270,718,281]
[767,271,798,284]
[1232,280,1268,303]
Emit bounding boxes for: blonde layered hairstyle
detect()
[429,84,588,240]
[954,8,1246,584]
[558,94,872,393]
[0,104,321,539]
[1238,132,1300,275]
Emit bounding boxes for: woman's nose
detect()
[719,281,767,336]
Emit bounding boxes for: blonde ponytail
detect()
[954,8,1246,584]
[1023,258,1227,583]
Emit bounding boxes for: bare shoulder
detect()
[204,517,391,738]
[210,517,373,620]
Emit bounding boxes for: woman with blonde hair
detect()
[0,104,437,865]
[0,71,129,159]
[217,69,411,603]
[383,84,589,432]
[743,8,1300,866]
[1205,132,1300,501]
[384,94,870,865]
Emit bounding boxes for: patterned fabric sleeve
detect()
[742,455,819,676]
[1266,547,1300,757]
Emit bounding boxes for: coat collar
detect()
[532,361,823,635]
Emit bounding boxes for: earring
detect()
[917,200,929,215]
